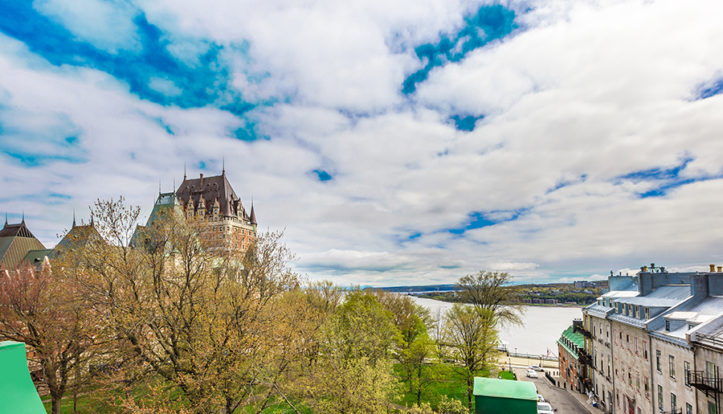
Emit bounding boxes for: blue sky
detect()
[1,0,723,285]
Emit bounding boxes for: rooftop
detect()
[473,377,537,400]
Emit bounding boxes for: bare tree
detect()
[0,263,98,414]
[456,271,523,326]
[74,198,304,413]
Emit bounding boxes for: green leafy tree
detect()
[300,290,401,413]
[445,304,498,410]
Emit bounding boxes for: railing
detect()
[578,349,593,366]
[688,370,723,394]
[573,320,593,339]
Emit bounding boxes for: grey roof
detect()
[602,290,639,299]
[614,285,690,306]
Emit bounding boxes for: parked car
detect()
[537,402,555,413]
[526,369,538,378]
[530,365,544,371]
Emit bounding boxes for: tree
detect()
[372,290,434,398]
[456,271,524,326]
[299,290,401,413]
[444,304,498,410]
[0,263,98,414]
[74,197,303,413]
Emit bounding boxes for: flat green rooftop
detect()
[473,377,537,400]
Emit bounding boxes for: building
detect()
[135,170,256,254]
[559,323,587,392]
[0,219,45,270]
[580,265,723,414]
[473,377,538,414]
[688,314,723,414]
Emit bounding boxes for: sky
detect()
[1,0,723,286]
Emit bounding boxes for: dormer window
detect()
[665,320,670,331]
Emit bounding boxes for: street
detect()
[513,367,592,414]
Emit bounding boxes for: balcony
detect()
[688,371,723,394]
[573,320,593,339]
[578,349,593,366]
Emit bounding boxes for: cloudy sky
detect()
[1,0,722,286]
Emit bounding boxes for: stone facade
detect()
[580,268,723,414]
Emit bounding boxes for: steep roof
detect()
[176,172,244,218]
[0,221,46,270]
[55,224,103,252]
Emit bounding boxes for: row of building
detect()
[557,265,723,414]
[0,171,256,270]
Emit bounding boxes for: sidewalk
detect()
[496,355,559,370]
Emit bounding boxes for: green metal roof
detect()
[22,249,52,265]
[472,377,537,400]
[557,325,585,359]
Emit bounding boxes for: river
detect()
[410,296,583,357]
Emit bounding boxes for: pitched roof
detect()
[55,224,103,252]
[0,222,46,270]
[176,172,244,217]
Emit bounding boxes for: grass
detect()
[395,363,504,411]
[42,363,506,413]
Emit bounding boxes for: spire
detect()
[222,157,225,175]
[250,200,257,225]
[21,211,24,223]
[72,209,76,228]
[90,213,94,227]
[4,212,7,227]
[159,179,162,195]
[183,163,187,180]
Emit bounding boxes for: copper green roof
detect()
[22,249,52,265]
[557,324,585,359]
[473,377,537,400]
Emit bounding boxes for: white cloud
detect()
[2,0,723,286]
[34,0,141,53]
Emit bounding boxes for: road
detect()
[513,367,592,414]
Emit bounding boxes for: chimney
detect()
[718,266,722,273]
[710,264,716,272]
[641,265,648,272]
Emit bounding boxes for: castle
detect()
[135,169,257,254]
[0,169,256,270]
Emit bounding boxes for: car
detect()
[526,369,538,378]
[530,365,544,371]
[537,402,555,413]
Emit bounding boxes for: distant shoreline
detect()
[413,295,586,308]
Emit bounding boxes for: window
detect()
[707,361,716,379]
[670,355,676,378]
[671,393,676,411]
[684,361,690,386]
[658,385,663,410]
[645,307,650,319]
[686,403,692,414]
[666,320,671,331]
[656,350,661,372]
[710,401,718,414]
